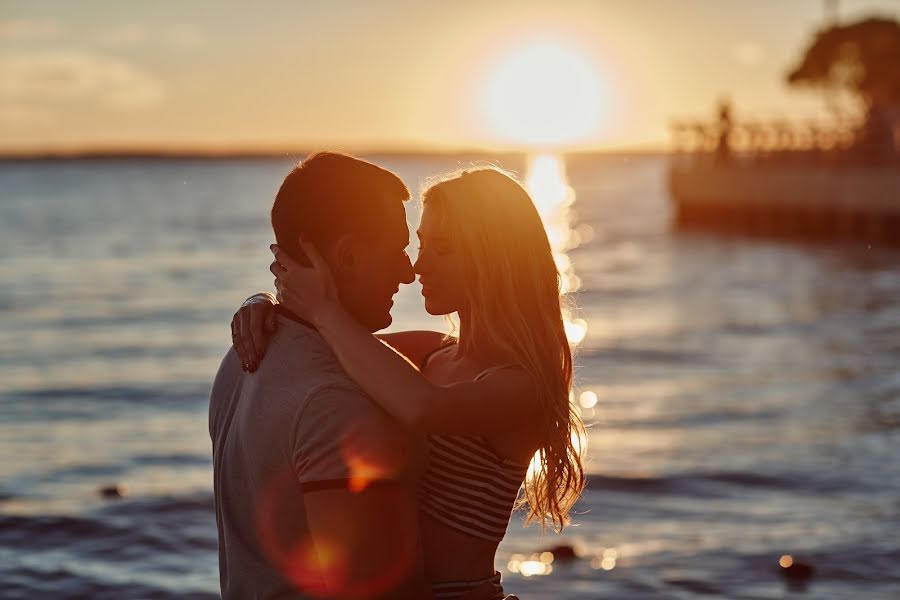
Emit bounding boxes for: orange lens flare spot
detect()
[339,426,410,494]
[343,451,392,493]
[255,467,346,596]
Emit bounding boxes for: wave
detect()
[1,562,219,600]
[131,453,211,468]
[581,470,850,497]
[0,493,216,554]
[577,345,715,366]
[2,384,211,409]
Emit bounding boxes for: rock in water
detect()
[778,554,814,587]
[540,543,578,561]
[99,484,127,499]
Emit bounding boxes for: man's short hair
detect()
[271,152,409,262]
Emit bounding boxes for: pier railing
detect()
[667,118,900,244]
[669,118,900,168]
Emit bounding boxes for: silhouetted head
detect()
[416,166,585,532]
[271,152,414,332]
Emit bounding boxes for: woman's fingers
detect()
[247,303,273,363]
[269,258,286,278]
[269,243,334,321]
[231,311,252,370]
[297,237,328,272]
[271,241,329,284]
[239,304,260,370]
[270,253,317,299]
[265,307,278,333]
[270,243,303,271]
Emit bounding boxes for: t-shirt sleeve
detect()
[291,384,418,492]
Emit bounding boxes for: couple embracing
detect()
[210,152,585,599]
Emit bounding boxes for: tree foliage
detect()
[787,17,900,112]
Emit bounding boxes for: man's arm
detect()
[230,294,450,372]
[303,484,431,599]
[293,385,432,599]
[294,385,512,599]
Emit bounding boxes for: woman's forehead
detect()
[417,204,446,237]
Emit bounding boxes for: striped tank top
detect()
[417,356,530,542]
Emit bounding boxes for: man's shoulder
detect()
[295,381,410,450]
[292,383,419,489]
[299,381,386,427]
[210,346,242,406]
[257,320,358,390]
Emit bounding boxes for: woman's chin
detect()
[423,298,446,316]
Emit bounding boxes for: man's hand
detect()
[231,292,277,371]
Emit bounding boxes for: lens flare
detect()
[254,426,418,597]
[339,421,412,493]
[255,467,343,596]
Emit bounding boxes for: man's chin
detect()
[369,312,393,332]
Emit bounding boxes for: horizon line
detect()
[0,141,671,161]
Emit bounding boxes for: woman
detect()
[232,166,585,599]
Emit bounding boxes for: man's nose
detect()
[412,253,427,277]
[399,253,415,284]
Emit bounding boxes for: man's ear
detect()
[330,234,356,273]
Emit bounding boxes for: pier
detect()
[668,110,900,244]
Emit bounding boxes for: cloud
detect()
[732,42,766,66]
[94,24,149,47]
[165,25,204,47]
[0,19,63,41]
[0,51,166,110]
[94,23,204,48]
[0,104,56,128]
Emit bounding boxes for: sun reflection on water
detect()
[523,153,591,478]
[507,552,554,577]
[524,153,587,342]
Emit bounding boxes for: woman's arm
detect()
[376,331,451,369]
[317,307,539,436]
[230,293,446,372]
[271,243,540,437]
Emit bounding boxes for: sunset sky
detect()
[2,0,898,153]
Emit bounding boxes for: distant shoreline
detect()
[0,148,669,162]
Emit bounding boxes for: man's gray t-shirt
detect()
[209,312,420,599]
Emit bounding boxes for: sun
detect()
[481,39,605,146]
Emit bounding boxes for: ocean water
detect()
[1,154,899,599]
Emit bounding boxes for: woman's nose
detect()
[413,254,426,275]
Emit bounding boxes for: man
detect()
[210,152,434,599]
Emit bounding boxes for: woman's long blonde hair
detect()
[423,166,585,532]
